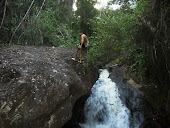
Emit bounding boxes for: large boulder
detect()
[0,45,98,128]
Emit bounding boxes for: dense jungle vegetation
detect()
[0,0,170,123]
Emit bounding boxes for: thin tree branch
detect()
[17,0,46,44]
[0,0,7,29]
[58,28,65,39]
[167,89,170,108]
[33,0,46,22]
[10,0,35,44]
[0,26,9,31]
[17,29,26,43]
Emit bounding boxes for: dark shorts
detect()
[78,42,85,50]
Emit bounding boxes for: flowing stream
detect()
[80,69,130,128]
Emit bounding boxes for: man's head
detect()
[79,31,83,35]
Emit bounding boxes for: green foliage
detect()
[134,0,149,16]
[130,52,146,80]
[37,8,66,46]
[0,0,76,47]
[76,0,99,35]
[88,8,138,65]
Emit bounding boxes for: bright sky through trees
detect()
[73,0,121,11]
[94,0,120,9]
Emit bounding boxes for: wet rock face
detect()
[0,45,98,128]
[62,93,90,128]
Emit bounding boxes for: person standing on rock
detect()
[72,31,89,63]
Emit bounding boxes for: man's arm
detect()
[86,37,89,44]
[86,36,89,47]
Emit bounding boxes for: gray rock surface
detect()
[0,45,98,128]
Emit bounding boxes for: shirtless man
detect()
[72,31,89,63]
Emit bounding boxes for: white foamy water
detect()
[80,69,130,128]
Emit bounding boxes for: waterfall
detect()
[80,69,130,128]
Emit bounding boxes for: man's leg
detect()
[79,49,82,63]
[75,49,79,60]
[72,49,79,61]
